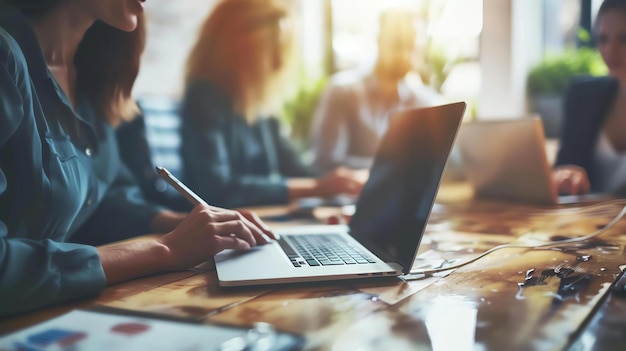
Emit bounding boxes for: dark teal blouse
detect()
[0,11,162,316]
[181,80,319,208]
[555,76,619,192]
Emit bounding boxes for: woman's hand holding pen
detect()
[98,203,274,284]
[157,204,275,271]
[151,167,276,271]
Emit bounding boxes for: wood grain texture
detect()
[3,182,626,350]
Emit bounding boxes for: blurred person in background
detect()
[553,0,626,195]
[310,6,443,172]
[181,0,365,209]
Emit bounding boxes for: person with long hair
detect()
[0,0,273,317]
[553,0,626,195]
[181,0,366,209]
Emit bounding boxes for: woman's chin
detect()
[114,17,139,32]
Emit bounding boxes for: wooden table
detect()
[2,182,626,350]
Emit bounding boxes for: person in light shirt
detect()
[311,6,444,172]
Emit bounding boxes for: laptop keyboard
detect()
[279,234,377,267]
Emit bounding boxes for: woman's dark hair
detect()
[3,0,64,16]
[5,0,146,124]
[597,0,626,18]
[75,16,146,124]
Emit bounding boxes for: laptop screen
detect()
[348,102,466,274]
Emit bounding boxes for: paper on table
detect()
[0,309,303,351]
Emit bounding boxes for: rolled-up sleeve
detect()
[0,238,106,317]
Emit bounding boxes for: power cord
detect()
[406,199,626,277]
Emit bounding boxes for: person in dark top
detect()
[0,0,273,317]
[553,0,626,195]
[181,0,367,209]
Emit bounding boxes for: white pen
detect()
[157,166,276,241]
[155,166,208,207]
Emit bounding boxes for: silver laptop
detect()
[214,102,467,286]
[456,117,608,205]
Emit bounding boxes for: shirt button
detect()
[85,148,92,157]
[86,198,92,206]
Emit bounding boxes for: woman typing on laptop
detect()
[553,0,626,196]
[0,0,273,317]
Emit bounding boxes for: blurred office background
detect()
[133,0,606,142]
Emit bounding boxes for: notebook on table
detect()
[456,117,609,205]
[214,102,467,286]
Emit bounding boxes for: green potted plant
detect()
[527,46,606,137]
[280,72,328,152]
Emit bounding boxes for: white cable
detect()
[407,200,626,277]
